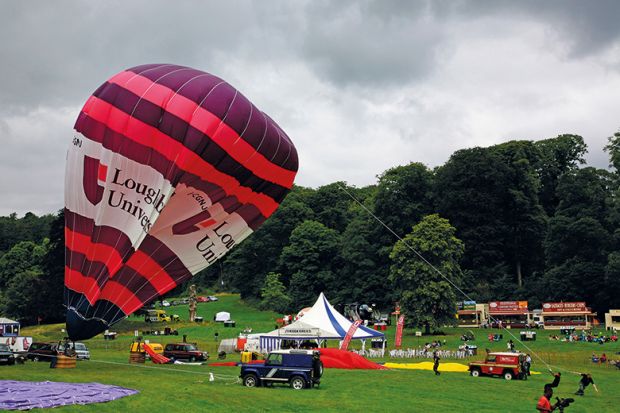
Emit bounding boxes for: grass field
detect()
[3,294,619,412]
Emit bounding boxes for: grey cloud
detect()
[298,1,448,87]
[433,0,620,58]
[0,1,268,112]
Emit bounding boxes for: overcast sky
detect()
[1,0,619,216]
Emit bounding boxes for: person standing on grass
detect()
[433,350,440,376]
[525,353,532,376]
[575,373,597,396]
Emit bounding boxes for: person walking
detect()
[433,351,440,376]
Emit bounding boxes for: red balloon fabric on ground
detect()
[318,348,387,370]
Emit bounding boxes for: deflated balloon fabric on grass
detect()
[319,348,387,369]
[384,361,541,374]
[0,380,138,410]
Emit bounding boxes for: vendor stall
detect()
[488,301,530,328]
[605,309,620,331]
[541,302,596,330]
[456,302,489,327]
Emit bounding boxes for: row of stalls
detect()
[245,293,386,354]
[456,301,598,330]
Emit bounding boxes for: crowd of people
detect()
[548,331,618,343]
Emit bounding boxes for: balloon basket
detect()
[129,351,146,364]
[52,355,77,369]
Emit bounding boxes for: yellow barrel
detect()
[241,351,252,363]
[53,355,77,369]
[129,351,146,364]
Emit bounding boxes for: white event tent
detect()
[253,293,385,353]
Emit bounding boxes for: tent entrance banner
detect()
[277,327,321,337]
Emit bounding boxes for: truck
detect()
[468,351,527,380]
[145,309,171,323]
[240,349,323,390]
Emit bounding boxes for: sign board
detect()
[542,302,587,313]
[279,327,320,336]
[457,301,477,311]
[489,301,528,314]
[395,315,405,348]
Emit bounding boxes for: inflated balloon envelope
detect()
[65,64,298,340]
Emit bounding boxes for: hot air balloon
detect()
[65,64,298,340]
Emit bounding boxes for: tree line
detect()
[1,132,619,328]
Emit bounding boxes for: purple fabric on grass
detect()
[0,380,138,410]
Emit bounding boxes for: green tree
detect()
[339,208,391,307]
[491,140,547,288]
[306,181,356,233]
[0,212,55,254]
[280,220,341,307]
[435,147,511,299]
[0,239,48,324]
[604,130,620,173]
[543,168,614,313]
[222,186,315,298]
[535,134,587,215]
[3,269,44,324]
[374,162,434,240]
[39,210,66,323]
[0,240,47,290]
[389,214,464,334]
[259,272,292,313]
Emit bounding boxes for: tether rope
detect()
[88,359,241,383]
[336,182,581,376]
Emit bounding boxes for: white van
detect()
[2,336,33,354]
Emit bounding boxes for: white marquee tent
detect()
[252,293,385,352]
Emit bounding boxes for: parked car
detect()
[196,296,209,303]
[58,342,90,360]
[0,344,16,365]
[240,349,323,389]
[162,300,171,307]
[468,351,526,380]
[27,342,58,362]
[207,296,218,302]
[163,343,208,362]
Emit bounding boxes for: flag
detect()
[340,320,362,350]
[395,315,405,348]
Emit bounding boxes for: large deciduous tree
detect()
[38,210,66,323]
[0,240,49,324]
[491,140,547,288]
[535,134,587,215]
[389,214,464,334]
[543,168,614,313]
[259,272,292,313]
[280,220,342,307]
[222,186,315,299]
[435,147,511,299]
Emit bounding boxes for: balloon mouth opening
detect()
[66,309,108,341]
